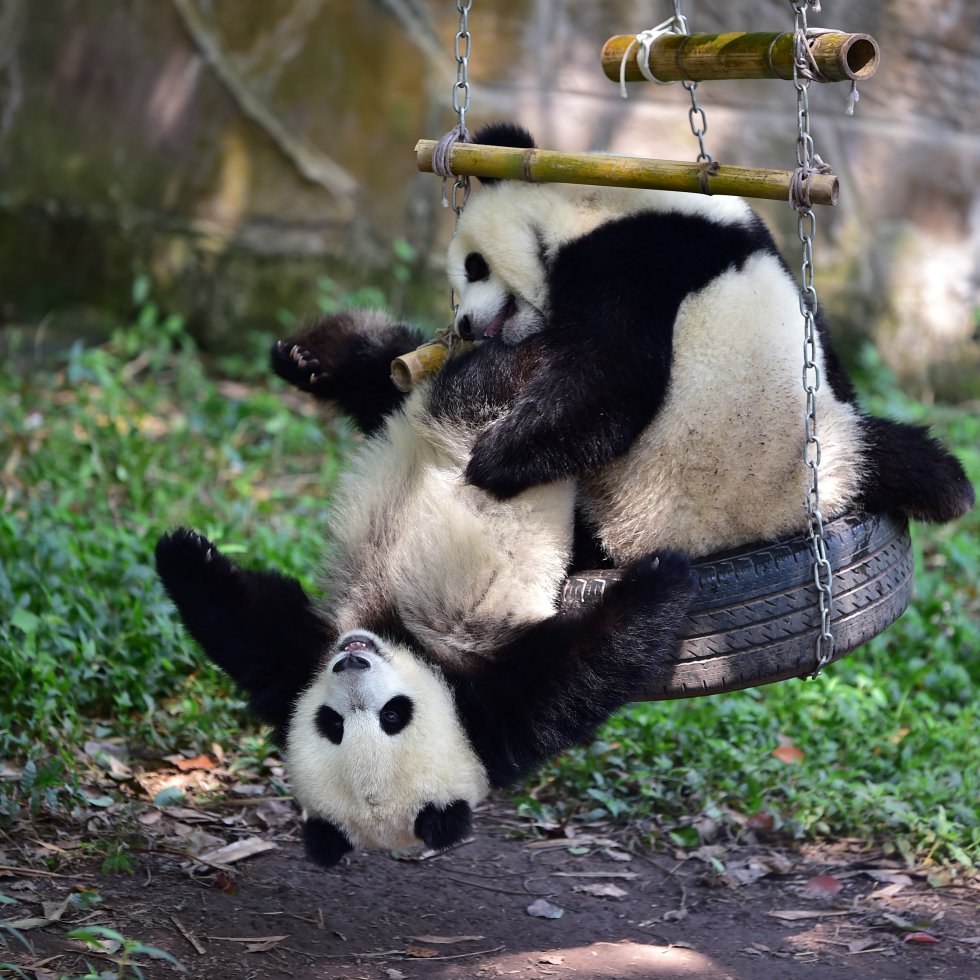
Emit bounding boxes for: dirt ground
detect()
[2,792,979,980]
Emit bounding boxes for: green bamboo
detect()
[416,140,839,207]
[602,30,879,84]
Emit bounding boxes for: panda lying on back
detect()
[450,122,973,559]
[156,309,694,867]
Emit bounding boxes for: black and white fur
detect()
[449,122,973,560]
[156,309,694,867]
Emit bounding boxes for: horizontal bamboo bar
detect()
[602,31,879,84]
[416,140,839,207]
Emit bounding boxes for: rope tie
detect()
[619,18,683,98]
[433,124,470,207]
[697,160,720,195]
[789,152,832,213]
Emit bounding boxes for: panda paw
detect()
[611,549,696,625]
[155,528,237,595]
[271,339,331,395]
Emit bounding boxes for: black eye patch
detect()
[315,705,344,745]
[379,695,414,736]
[464,252,490,283]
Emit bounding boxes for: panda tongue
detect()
[484,298,516,339]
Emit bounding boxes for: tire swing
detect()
[404,1,911,699]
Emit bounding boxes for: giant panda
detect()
[155,308,694,868]
[448,122,974,560]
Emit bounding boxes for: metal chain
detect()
[448,0,473,322]
[672,0,711,162]
[790,0,835,677]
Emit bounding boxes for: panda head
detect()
[286,630,490,867]
[446,123,578,346]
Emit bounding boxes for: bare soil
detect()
[3,796,978,980]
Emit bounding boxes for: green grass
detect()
[1,309,977,864]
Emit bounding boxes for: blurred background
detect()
[0,0,977,398]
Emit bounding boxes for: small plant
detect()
[66,925,186,979]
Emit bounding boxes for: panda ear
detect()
[303,815,354,868]
[472,122,536,185]
[413,800,473,851]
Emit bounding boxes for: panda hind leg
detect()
[271,309,427,434]
[155,529,333,738]
[855,416,974,522]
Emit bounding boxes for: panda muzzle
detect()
[333,633,377,671]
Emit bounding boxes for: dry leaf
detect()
[209,934,288,944]
[573,883,628,899]
[904,932,940,944]
[404,945,439,958]
[747,813,775,832]
[199,837,276,865]
[772,745,805,764]
[406,935,484,944]
[806,875,843,895]
[246,935,288,953]
[539,954,565,965]
[866,870,913,886]
[767,909,850,921]
[602,848,633,862]
[870,883,907,899]
[175,754,216,772]
[527,898,564,919]
[385,970,408,980]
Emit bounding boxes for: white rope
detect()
[619,17,683,99]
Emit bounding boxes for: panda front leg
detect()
[452,550,695,788]
[271,309,427,434]
[155,529,334,739]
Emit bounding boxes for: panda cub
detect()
[450,122,974,560]
[156,309,694,867]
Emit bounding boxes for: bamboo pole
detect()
[602,31,879,84]
[416,140,839,207]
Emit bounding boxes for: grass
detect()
[0,302,977,865]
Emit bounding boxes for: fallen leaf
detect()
[772,745,805,764]
[866,870,913,886]
[767,909,850,921]
[870,883,907,899]
[209,934,289,944]
[175,754,216,772]
[199,837,277,866]
[573,883,628,899]
[246,935,288,953]
[848,938,878,953]
[406,935,485,944]
[903,932,940,944]
[747,813,775,832]
[539,954,565,965]
[527,898,565,919]
[662,908,688,922]
[404,945,439,958]
[806,875,843,895]
[602,848,633,862]
[384,970,408,980]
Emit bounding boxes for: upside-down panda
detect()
[450,122,973,560]
[155,308,694,867]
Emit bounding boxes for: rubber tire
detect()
[560,512,914,700]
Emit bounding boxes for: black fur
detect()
[446,551,694,787]
[464,208,779,498]
[472,121,536,185]
[154,529,333,743]
[271,311,426,434]
[413,800,473,850]
[855,417,975,520]
[303,816,353,868]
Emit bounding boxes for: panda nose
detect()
[333,652,371,672]
[456,315,474,341]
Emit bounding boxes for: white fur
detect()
[450,181,868,558]
[289,384,575,848]
[287,633,490,850]
[326,386,576,662]
[582,252,866,560]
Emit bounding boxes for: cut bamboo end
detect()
[602,30,879,84]
[391,342,451,392]
[416,140,839,207]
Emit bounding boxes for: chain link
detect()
[447,0,473,320]
[672,0,711,161]
[790,0,835,677]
